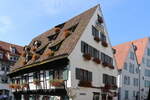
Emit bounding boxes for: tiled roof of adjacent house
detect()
[11,5,99,72]
[0,41,23,61]
[113,42,132,70]
[113,37,149,70]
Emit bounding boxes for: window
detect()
[147,48,150,56]
[93,93,100,100]
[124,76,130,85]
[81,41,100,59]
[133,78,139,87]
[0,53,3,59]
[76,68,92,82]
[92,26,99,38]
[144,80,150,87]
[49,68,68,80]
[101,52,113,65]
[145,69,150,77]
[147,59,150,67]
[124,63,128,70]
[125,90,129,100]
[10,47,16,54]
[103,74,116,85]
[100,33,106,42]
[135,68,139,73]
[130,52,134,60]
[68,24,78,32]
[129,63,134,73]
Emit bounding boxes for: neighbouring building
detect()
[0,41,23,99]
[113,42,140,100]
[131,37,150,100]
[113,37,150,100]
[8,5,118,100]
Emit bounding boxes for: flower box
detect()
[93,58,101,64]
[22,83,29,88]
[94,37,100,42]
[9,84,15,89]
[33,80,40,86]
[45,50,55,56]
[32,54,39,61]
[64,30,71,38]
[101,41,108,47]
[102,62,108,67]
[83,53,91,60]
[49,79,64,87]
[55,27,61,33]
[78,81,92,87]
[108,64,114,69]
[31,47,36,52]
[13,84,21,89]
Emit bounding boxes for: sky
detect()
[0,0,150,46]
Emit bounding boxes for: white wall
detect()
[68,5,118,100]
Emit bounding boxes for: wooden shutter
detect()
[63,68,68,80]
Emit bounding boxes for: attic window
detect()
[49,41,63,51]
[24,46,31,53]
[48,33,59,41]
[68,23,78,32]
[33,40,41,48]
[10,47,16,54]
[55,22,65,29]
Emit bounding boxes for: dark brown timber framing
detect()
[8,54,69,77]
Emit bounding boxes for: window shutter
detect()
[76,68,81,80]
[63,68,68,80]
[49,71,53,80]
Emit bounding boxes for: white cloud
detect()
[0,16,12,34]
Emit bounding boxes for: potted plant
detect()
[83,53,91,60]
[64,30,71,38]
[31,47,36,52]
[108,64,114,69]
[78,81,92,87]
[101,40,108,47]
[94,37,100,42]
[13,84,21,89]
[22,83,29,88]
[32,54,39,61]
[9,84,15,89]
[45,49,55,56]
[102,61,108,67]
[93,57,101,64]
[49,79,64,87]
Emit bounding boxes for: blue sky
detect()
[0,0,149,46]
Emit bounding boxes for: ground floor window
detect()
[93,92,100,100]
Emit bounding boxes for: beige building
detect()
[8,5,118,100]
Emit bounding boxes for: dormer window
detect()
[10,47,16,54]
[0,53,3,59]
[33,40,41,48]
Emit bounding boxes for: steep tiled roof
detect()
[113,42,132,70]
[132,37,149,64]
[0,41,23,61]
[113,37,149,70]
[11,5,99,72]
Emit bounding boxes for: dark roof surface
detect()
[11,5,99,72]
